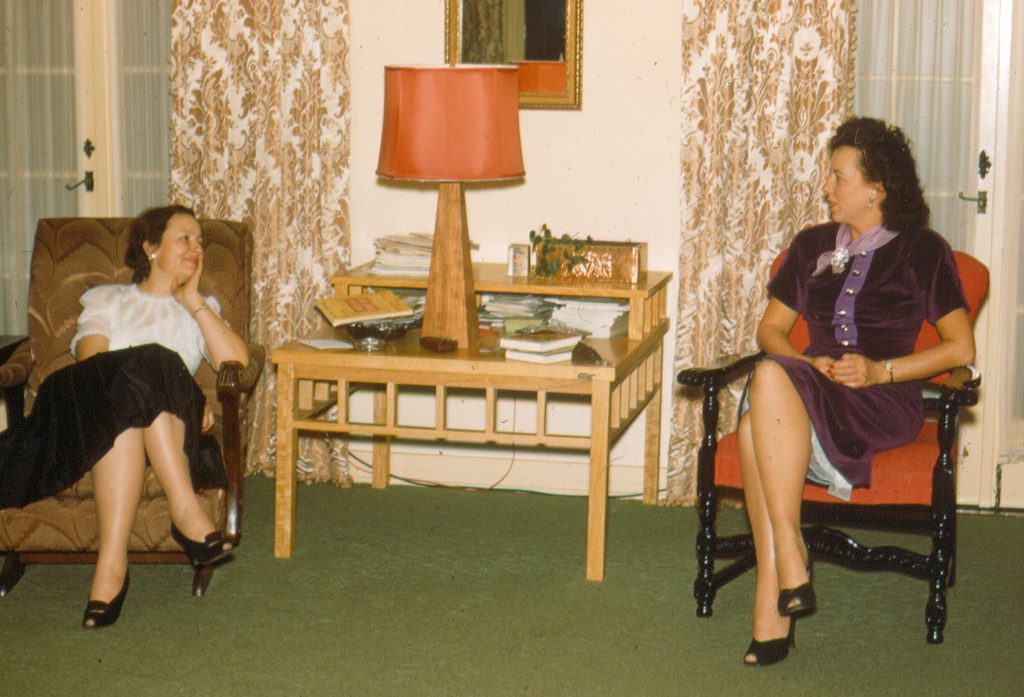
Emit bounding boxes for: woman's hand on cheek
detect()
[174,254,205,310]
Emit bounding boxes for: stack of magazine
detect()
[546,297,629,338]
[478,293,557,330]
[498,328,584,364]
[369,233,433,276]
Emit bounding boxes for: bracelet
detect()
[192,302,211,317]
[884,359,895,384]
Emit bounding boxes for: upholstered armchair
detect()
[676,250,988,644]
[0,218,263,596]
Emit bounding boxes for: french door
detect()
[0,0,170,335]
[855,0,1024,508]
[0,1,79,334]
[970,0,1024,509]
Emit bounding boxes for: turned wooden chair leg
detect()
[0,553,26,597]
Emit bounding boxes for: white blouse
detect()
[70,284,221,374]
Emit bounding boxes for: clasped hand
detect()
[812,353,885,388]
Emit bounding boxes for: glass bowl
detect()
[344,317,420,341]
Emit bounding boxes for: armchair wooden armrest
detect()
[215,342,265,544]
[928,366,980,409]
[676,351,764,389]
[676,352,764,473]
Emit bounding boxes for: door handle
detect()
[65,171,94,192]
[957,190,987,214]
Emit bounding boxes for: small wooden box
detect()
[535,240,647,284]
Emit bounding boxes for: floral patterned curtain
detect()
[462,0,505,62]
[170,0,352,482]
[667,0,857,504]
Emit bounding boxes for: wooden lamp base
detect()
[421,182,479,349]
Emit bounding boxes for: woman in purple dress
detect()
[739,117,976,666]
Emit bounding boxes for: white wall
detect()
[348,1,683,496]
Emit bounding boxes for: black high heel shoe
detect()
[82,572,130,629]
[170,524,233,567]
[778,562,816,618]
[744,618,796,667]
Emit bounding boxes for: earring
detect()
[148,252,157,260]
[867,198,874,210]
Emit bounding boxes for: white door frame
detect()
[958,0,1024,508]
[74,0,117,216]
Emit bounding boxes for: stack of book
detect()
[498,328,585,364]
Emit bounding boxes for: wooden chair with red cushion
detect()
[676,250,988,644]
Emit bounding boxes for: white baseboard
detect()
[998,459,1024,510]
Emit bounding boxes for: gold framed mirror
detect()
[445,0,582,110]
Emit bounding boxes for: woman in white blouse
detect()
[71,205,249,628]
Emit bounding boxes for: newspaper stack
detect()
[478,294,556,330]
[369,233,434,276]
[547,297,629,339]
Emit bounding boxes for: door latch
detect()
[957,190,987,214]
[65,171,94,192]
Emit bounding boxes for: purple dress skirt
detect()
[751,224,969,498]
[0,343,224,510]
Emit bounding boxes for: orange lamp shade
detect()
[376,65,525,182]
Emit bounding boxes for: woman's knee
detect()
[147,411,184,432]
[749,359,795,403]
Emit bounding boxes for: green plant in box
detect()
[529,223,593,276]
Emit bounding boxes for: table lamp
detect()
[376,65,524,349]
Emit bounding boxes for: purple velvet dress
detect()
[765,223,968,489]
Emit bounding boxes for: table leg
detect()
[642,383,662,504]
[274,364,298,557]
[371,388,391,488]
[587,383,612,582]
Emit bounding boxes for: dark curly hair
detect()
[125,204,197,283]
[828,117,929,233]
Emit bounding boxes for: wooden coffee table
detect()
[273,266,671,581]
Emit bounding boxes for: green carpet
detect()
[2,475,1022,696]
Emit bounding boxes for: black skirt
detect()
[0,343,225,509]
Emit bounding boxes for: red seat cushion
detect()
[714,422,941,506]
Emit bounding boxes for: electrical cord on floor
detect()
[345,450,667,500]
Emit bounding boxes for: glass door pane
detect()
[0,0,78,334]
[113,0,171,214]
[1010,165,1024,457]
[854,0,978,249]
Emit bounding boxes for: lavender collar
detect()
[812,224,897,277]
